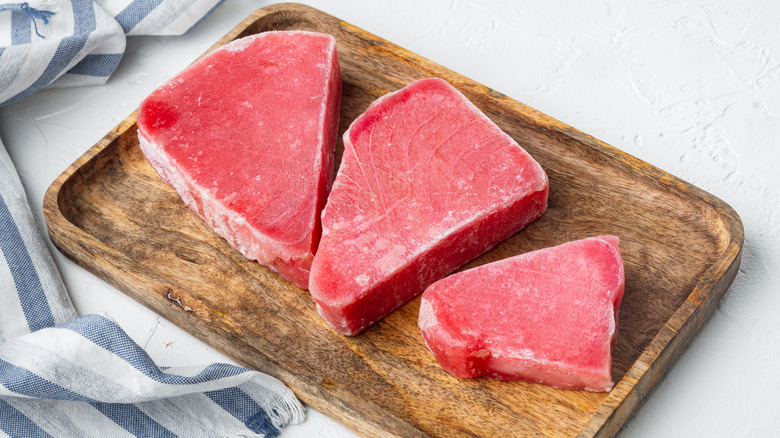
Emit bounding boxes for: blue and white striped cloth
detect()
[0,1,306,436]
[0,0,227,105]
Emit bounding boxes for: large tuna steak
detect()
[309,78,548,335]
[418,236,625,392]
[137,31,341,289]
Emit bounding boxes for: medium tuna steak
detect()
[137,31,341,289]
[309,78,548,335]
[418,236,625,392]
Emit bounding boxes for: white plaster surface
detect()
[1,0,778,436]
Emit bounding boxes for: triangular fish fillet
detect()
[419,236,625,392]
[137,31,341,289]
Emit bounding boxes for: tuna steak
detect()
[418,236,625,392]
[309,78,549,335]
[137,31,341,289]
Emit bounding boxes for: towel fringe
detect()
[0,3,55,39]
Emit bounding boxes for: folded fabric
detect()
[0,0,226,105]
[0,1,306,436]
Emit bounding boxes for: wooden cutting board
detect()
[43,3,743,437]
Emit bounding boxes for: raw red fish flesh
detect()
[418,236,625,392]
[137,31,341,289]
[309,78,549,335]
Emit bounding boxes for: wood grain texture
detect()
[42,4,744,437]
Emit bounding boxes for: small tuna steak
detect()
[309,78,548,335]
[137,31,342,289]
[418,236,625,392]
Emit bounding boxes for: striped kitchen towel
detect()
[0,1,306,437]
[0,0,227,105]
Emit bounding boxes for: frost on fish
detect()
[137,31,342,289]
[309,78,549,336]
[418,236,625,392]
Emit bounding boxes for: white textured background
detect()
[1,1,778,436]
